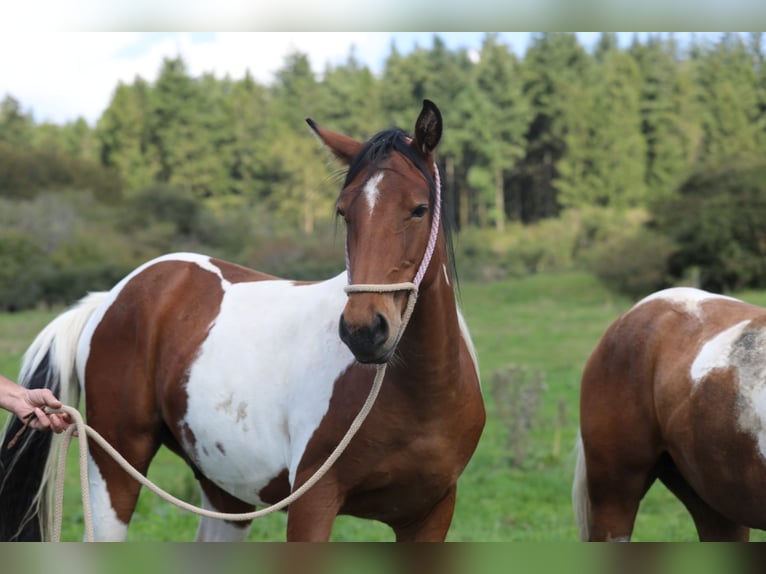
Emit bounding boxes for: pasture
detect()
[2,271,765,541]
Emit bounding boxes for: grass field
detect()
[2,271,766,541]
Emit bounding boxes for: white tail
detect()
[19,292,107,405]
[572,430,591,541]
[0,292,107,540]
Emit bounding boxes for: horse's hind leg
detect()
[87,433,161,541]
[195,476,254,541]
[586,461,654,542]
[656,454,749,541]
[581,428,660,541]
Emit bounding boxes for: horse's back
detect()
[581,286,766,528]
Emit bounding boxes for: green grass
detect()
[2,272,765,541]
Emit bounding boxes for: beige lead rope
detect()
[47,283,418,542]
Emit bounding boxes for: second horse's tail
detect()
[572,430,591,541]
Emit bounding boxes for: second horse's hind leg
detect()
[586,463,654,541]
[656,454,749,541]
[582,432,660,541]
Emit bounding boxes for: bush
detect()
[583,227,675,300]
[0,231,50,311]
[652,158,766,292]
[0,141,121,203]
[454,214,583,282]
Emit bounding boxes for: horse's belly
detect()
[179,277,355,505]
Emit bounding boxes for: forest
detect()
[2,31,766,310]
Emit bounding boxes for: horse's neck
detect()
[395,262,463,387]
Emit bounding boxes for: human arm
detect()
[0,374,71,432]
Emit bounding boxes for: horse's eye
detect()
[336,207,347,220]
[411,205,429,219]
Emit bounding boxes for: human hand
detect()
[18,388,72,433]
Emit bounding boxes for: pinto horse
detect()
[573,286,766,541]
[0,100,485,542]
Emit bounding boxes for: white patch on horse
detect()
[363,172,384,216]
[87,455,128,541]
[457,306,481,387]
[635,287,740,319]
[690,320,751,384]
[692,321,766,460]
[727,325,766,460]
[442,264,450,287]
[181,271,355,505]
[194,257,232,291]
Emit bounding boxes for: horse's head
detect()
[307,100,443,364]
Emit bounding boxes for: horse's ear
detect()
[306,118,363,166]
[412,99,442,157]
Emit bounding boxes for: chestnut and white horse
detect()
[0,100,485,541]
[574,286,766,540]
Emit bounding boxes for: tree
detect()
[560,47,646,209]
[223,71,276,200]
[317,49,383,139]
[631,35,704,202]
[520,33,591,221]
[149,57,230,199]
[695,34,762,165]
[653,159,766,292]
[97,79,156,194]
[472,33,532,230]
[380,42,431,128]
[0,95,33,146]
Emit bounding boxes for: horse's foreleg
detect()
[392,485,456,542]
[285,478,341,541]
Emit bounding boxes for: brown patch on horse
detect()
[198,474,255,525]
[259,469,291,506]
[84,260,230,524]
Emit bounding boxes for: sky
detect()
[0,31,728,127]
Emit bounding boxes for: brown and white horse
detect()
[573,286,766,541]
[0,100,485,542]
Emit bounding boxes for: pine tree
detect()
[97,79,156,194]
[472,33,531,229]
[0,95,34,146]
[695,34,761,164]
[224,70,275,201]
[631,35,703,202]
[561,44,646,209]
[520,33,591,221]
[148,57,231,199]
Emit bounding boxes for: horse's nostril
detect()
[372,313,389,347]
[339,315,351,343]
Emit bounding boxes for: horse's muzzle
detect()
[338,312,392,364]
